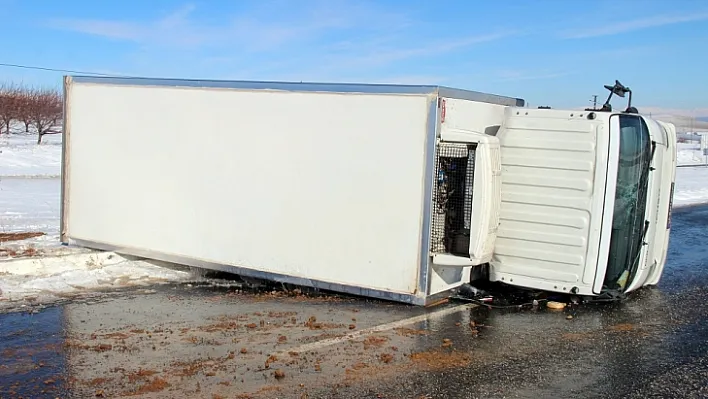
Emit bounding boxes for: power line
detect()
[0,62,129,77]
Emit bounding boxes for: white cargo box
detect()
[61,76,523,305]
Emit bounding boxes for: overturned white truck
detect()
[60,76,676,305]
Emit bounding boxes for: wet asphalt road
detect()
[1,204,707,399]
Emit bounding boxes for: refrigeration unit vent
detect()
[430,142,477,256]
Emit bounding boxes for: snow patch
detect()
[677,142,707,166]
[0,134,62,178]
[673,167,708,207]
[0,251,194,306]
[0,178,60,244]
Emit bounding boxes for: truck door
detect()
[489,108,610,296]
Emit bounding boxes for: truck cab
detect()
[487,97,677,299]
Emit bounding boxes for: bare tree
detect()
[0,82,64,141]
[17,89,33,133]
[25,87,63,144]
[0,83,20,134]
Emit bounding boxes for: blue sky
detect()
[1,0,707,115]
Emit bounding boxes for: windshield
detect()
[602,114,653,293]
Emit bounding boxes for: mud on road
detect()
[3,279,705,399]
[0,286,486,398]
[2,204,708,398]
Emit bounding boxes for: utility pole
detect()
[690,113,694,134]
[590,95,598,110]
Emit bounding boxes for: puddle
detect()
[0,306,69,397]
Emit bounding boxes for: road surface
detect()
[1,204,707,398]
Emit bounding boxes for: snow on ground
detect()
[1,132,708,307]
[0,252,194,307]
[674,166,708,207]
[677,142,707,166]
[0,133,62,178]
[0,178,61,245]
[1,135,62,247]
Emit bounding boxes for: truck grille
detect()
[430,142,477,255]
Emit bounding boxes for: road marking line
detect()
[273,303,474,356]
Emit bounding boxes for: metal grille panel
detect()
[430,142,477,255]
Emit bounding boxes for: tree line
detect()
[0,82,63,144]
